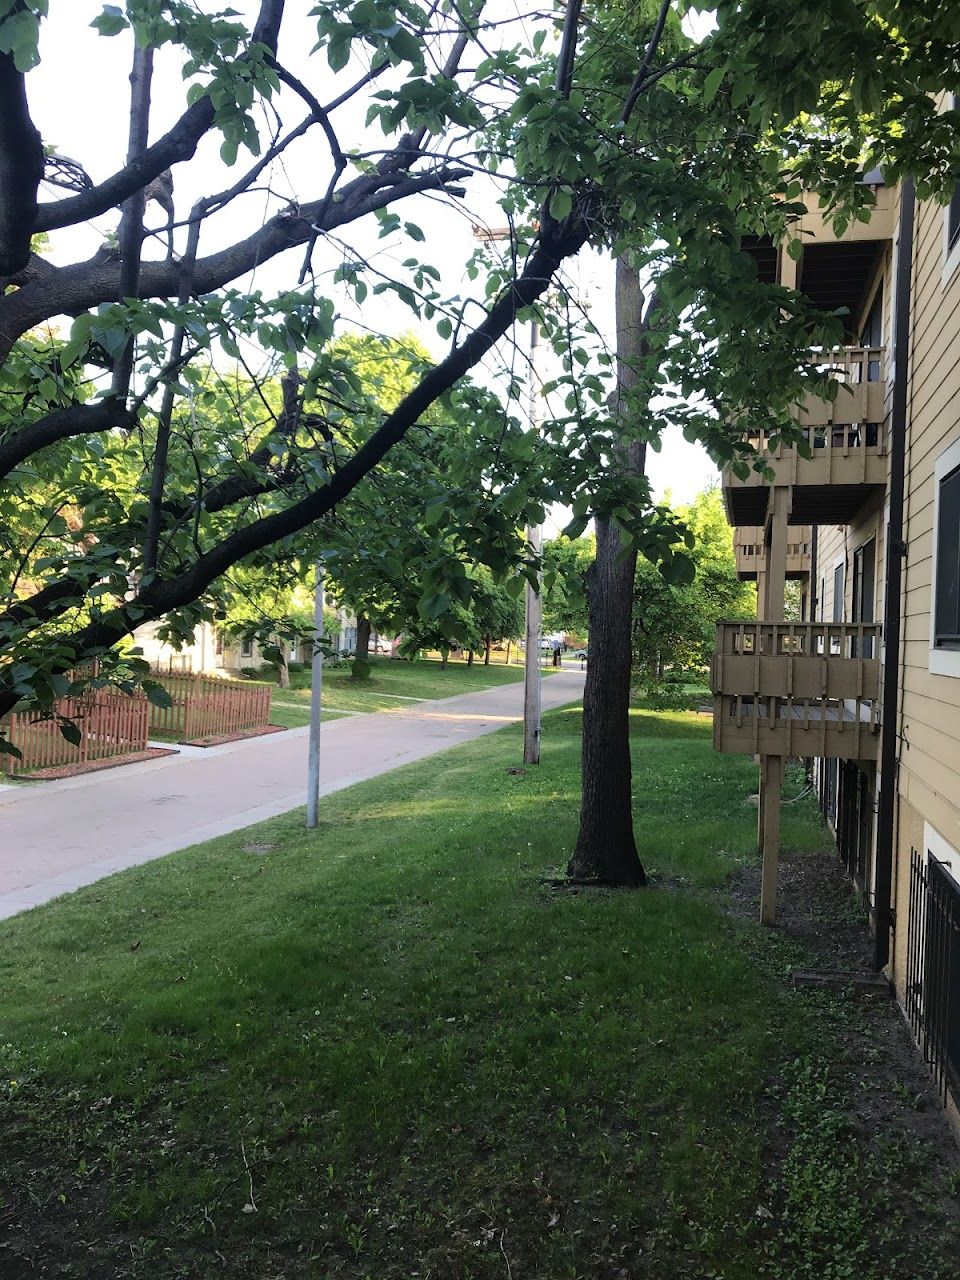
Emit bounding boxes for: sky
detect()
[30,1,721,508]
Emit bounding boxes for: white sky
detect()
[31,2,719,507]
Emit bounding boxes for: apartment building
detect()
[711,170,960,1117]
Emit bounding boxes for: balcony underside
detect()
[714,697,880,761]
[727,481,885,527]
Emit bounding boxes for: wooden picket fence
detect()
[148,671,272,742]
[1,690,150,776]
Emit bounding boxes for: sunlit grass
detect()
[0,705,955,1278]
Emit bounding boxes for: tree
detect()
[2,0,959,771]
[632,487,755,680]
[542,535,594,642]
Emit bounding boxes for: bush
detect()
[639,682,701,711]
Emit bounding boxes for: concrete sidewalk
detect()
[0,669,585,919]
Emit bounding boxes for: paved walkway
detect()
[0,669,585,919]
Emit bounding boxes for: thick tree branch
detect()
[0,51,44,275]
[0,165,470,360]
[0,569,100,634]
[112,43,155,400]
[0,399,135,481]
[0,211,591,716]
[32,0,286,234]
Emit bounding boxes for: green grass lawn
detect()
[1,706,957,1278]
[279,653,548,715]
[268,701,350,729]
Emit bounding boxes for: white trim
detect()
[924,822,960,888]
[941,94,960,284]
[942,208,960,286]
[928,435,960,677]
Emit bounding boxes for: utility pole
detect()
[472,224,543,764]
[523,319,543,765]
[306,557,325,829]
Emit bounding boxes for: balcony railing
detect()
[711,621,881,759]
[733,527,810,580]
[723,348,889,524]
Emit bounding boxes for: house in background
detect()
[134,603,362,674]
[133,619,274,675]
[711,153,960,1124]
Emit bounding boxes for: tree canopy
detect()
[2,0,959,738]
[633,485,755,679]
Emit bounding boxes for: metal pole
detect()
[523,319,542,765]
[306,558,325,828]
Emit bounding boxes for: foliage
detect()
[633,486,755,679]
[542,534,594,639]
[2,0,959,726]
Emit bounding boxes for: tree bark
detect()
[466,648,474,666]
[354,614,371,662]
[567,259,650,887]
[275,636,290,688]
[484,635,491,665]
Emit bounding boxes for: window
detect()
[950,185,960,256]
[944,94,960,280]
[832,562,844,622]
[852,538,876,657]
[240,636,254,659]
[859,285,884,383]
[934,463,960,650]
[930,438,960,675]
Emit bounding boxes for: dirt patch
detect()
[181,724,287,747]
[727,842,960,1274]
[729,841,877,970]
[13,747,177,781]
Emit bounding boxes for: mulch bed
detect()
[15,747,178,782]
[181,723,287,747]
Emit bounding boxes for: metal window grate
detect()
[906,848,960,1105]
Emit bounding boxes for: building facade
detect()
[711,169,960,1120]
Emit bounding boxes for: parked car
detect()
[573,649,588,660]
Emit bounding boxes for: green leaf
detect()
[91,5,127,38]
[59,720,82,747]
[702,66,724,105]
[549,189,572,221]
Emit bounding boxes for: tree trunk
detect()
[467,648,474,666]
[441,649,449,669]
[484,635,491,665]
[505,641,511,666]
[567,259,650,888]
[275,635,290,688]
[354,613,371,662]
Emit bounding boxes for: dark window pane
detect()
[935,465,960,647]
[950,183,960,254]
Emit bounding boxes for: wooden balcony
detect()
[724,347,889,526]
[733,526,811,581]
[786,184,895,248]
[711,621,881,760]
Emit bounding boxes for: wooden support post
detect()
[757,485,790,925]
[763,485,789,624]
[759,753,784,926]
